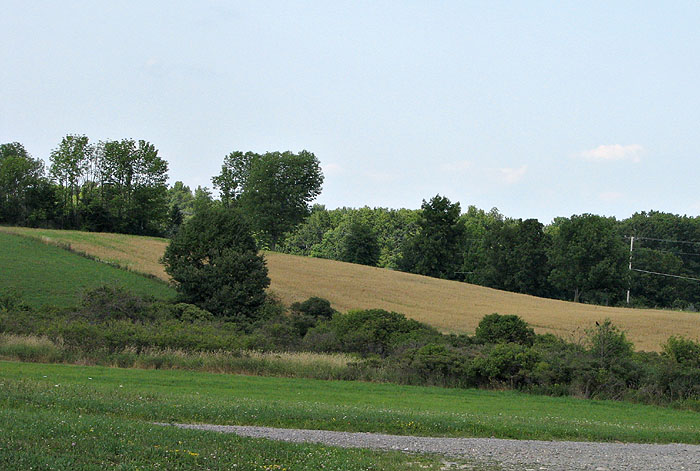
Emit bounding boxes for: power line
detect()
[631,268,700,283]
[649,249,700,257]
[634,236,700,246]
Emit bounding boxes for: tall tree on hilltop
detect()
[548,214,627,304]
[212,150,323,250]
[480,218,551,297]
[0,142,47,225]
[399,194,465,279]
[49,134,93,227]
[99,139,169,235]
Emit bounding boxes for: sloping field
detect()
[0,231,175,308]
[2,226,698,351]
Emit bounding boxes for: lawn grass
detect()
[2,226,698,351]
[2,361,698,444]
[0,231,175,308]
[1,403,482,471]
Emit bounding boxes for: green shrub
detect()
[290,297,336,319]
[0,291,31,313]
[78,285,151,322]
[586,319,633,369]
[149,302,214,323]
[54,321,105,351]
[318,309,440,356]
[470,342,539,387]
[474,313,535,346]
[409,343,472,386]
[663,336,700,368]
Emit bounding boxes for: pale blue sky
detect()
[2,1,699,223]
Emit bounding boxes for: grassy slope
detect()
[1,407,471,471]
[2,361,699,444]
[0,231,175,308]
[2,226,699,351]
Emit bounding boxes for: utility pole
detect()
[626,236,634,304]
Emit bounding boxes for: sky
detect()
[2,1,700,224]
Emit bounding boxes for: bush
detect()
[470,342,539,387]
[0,292,31,313]
[663,336,700,368]
[586,319,633,369]
[290,297,335,319]
[149,302,214,323]
[316,309,440,356]
[78,285,151,322]
[409,343,471,386]
[474,314,535,346]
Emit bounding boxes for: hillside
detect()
[0,231,175,308]
[2,226,698,351]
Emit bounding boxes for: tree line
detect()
[0,137,169,235]
[3,137,700,309]
[281,199,700,310]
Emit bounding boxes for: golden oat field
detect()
[2,226,698,352]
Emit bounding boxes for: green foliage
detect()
[77,285,151,322]
[399,194,465,279]
[480,218,552,297]
[98,138,169,235]
[663,336,700,368]
[49,134,94,227]
[150,302,215,323]
[0,291,31,313]
[471,342,539,387]
[291,296,336,319]
[407,343,472,386]
[339,219,381,266]
[162,206,270,321]
[0,142,48,225]
[585,319,633,369]
[548,214,628,304]
[311,309,441,356]
[474,313,535,346]
[213,150,324,249]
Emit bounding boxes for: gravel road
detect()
[157,422,700,471]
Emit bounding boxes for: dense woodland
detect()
[3,136,700,309]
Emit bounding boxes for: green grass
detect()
[2,361,698,444]
[2,404,484,471]
[0,231,175,308]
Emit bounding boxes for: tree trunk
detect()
[574,287,581,303]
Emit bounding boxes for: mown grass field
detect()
[0,231,175,308]
[2,361,699,444]
[2,226,699,351]
[2,408,479,471]
[3,362,477,471]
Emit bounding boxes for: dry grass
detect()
[3,226,699,352]
[264,252,700,352]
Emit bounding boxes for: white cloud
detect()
[499,165,527,184]
[580,144,644,162]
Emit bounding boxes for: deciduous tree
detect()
[399,195,465,279]
[212,150,323,250]
[548,214,627,303]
